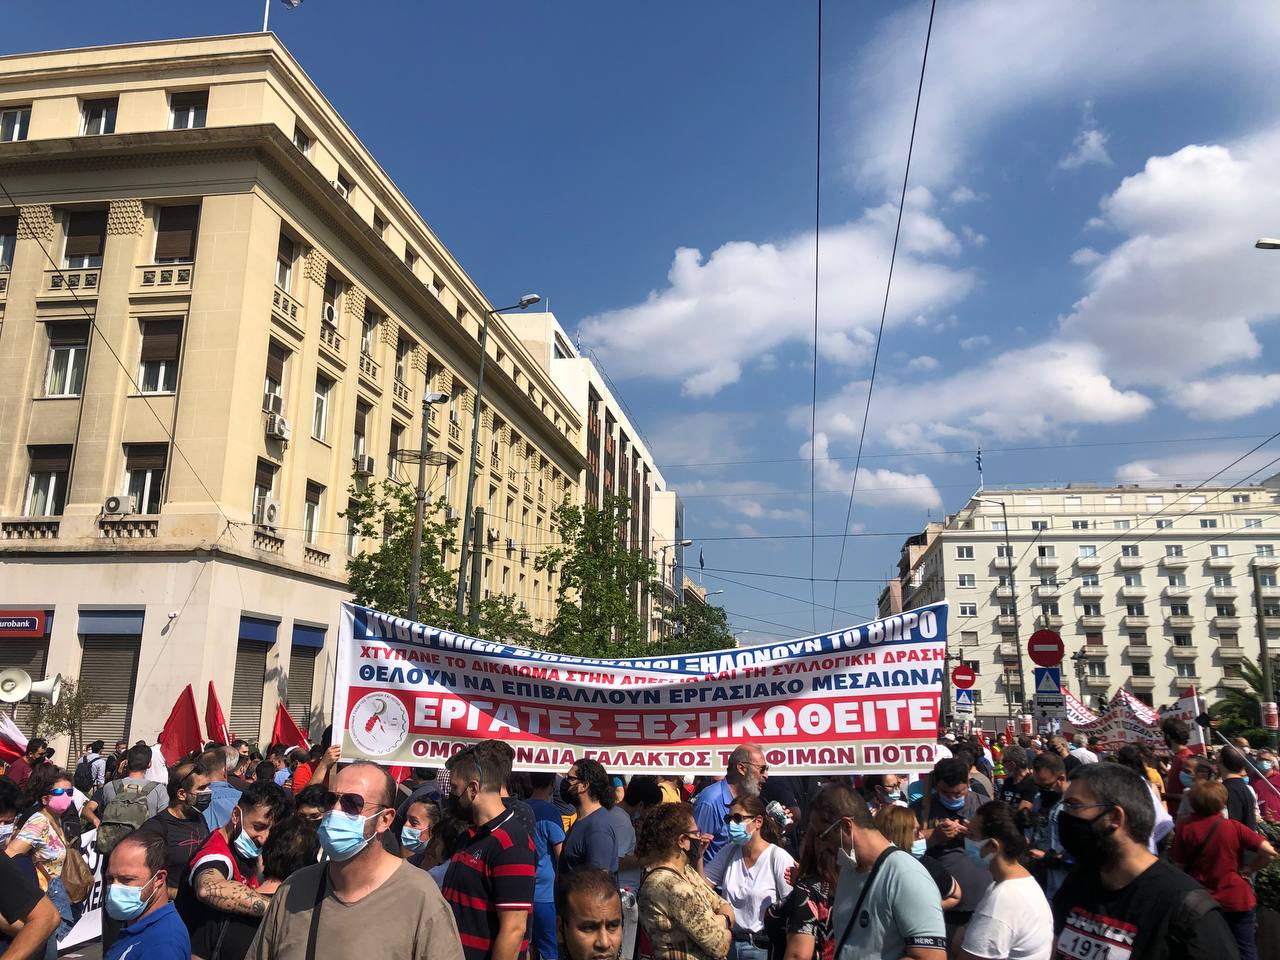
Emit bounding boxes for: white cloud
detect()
[578,196,974,396]
[803,434,943,510]
[846,2,1280,193]
[961,226,987,247]
[736,500,809,524]
[800,341,1151,451]
[948,186,981,205]
[1061,133,1280,386]
[959,335,990,350]
[1070,247,1102,266]
[647,412,754,467]
[1115,446,1280,485]
[1169,374,1280,420]
[908,355,940,371]
[1059,127,1112,171]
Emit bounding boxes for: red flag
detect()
[389,765,411,784]
[271,703,310,751]
[205,682,231,745]
[159,684,204,765]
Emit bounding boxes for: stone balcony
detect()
[1121,614,1150,628]
[1252,555,1279,569]
[1124,644,1153,658]
[991,556,1014,569]
[133,262,193,294]
[1160,554,1190,568]
[44,266,100,296]
[996,615,1017,629]
[1167,615,1194,629]
[1221,676,1250,690]
[1076,555,1101,570]
[1120,585,1147,599]
[1,518,60,540]
[358,352,380,387]
[1129,675,1156,689]
[1163,585,1192,599]
[994,586,1014,600]
[1213,615,1242,630]
[1261,585,1280,599]
[98,517,158,538]
[271,286,304,332]
[1118,555,1144,569]
[0,270,8,300]
[319,323,344,365]
[1034,583,1060,598]
[1170,646,1199,660]
[1078,585,1104,599]
[1033,555,1060,570]
[1207,556,1235,570]
[1210,585,1239,600]
[1080,615,1106,628]
[1218,645,1247,660]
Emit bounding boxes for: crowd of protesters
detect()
[0,720,1273,958]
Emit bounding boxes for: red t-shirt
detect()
[1165,746,1192,800]
[1170,813,1262,912]
[291,762,313,794]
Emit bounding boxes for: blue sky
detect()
[9,2,1280,641]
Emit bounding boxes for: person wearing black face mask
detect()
[1026,751,1070,897]
[908,757,991,934]
[1051,763,1238,960]
[560,759,620,880]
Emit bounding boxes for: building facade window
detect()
[1079,545,1097,557]
[1214,574,1233,587]
[1123,573,1142,586]
[1211,544,1230,558]
[24,445,71,517]
[345,500,359,555]
[1031,520,1048,531]
[263,342,287,411]
[1132,662,1151,677]
[957,574,975,588]
[44,322,89,397]
[958,603,977,617]
[1126,603,1145,616]
[395,338,412,384]
[63,210,107,268]
[124,444,167,514]
[0,105,30,142]
[1071,520,1089,529]
[1167,573,1186,587]
[0,213,14,270]
[138,318,182,394]
[1121,545,1140,557]
[1082,603,1102,617]
[1166,545,1183,557]
[361,309,378,356]
[276,234,294,291]
[955,546,973,559]
[1114,520,1131,529]
[1155,519,1173,529]
[170,91,208,129]
[81,98,117,135]
[1169,603,1189,616]
[334,170,353,199]
[153,205,199,263]
[1200,519,1218,529]
[312,376,331,440]
[293,125,311,155]
[1258,544,1275,557]
[354,402,369,459]
[253,460,277,515]
[304,482,324,544]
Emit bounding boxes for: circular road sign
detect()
[952,664,976,689]
[1027,629,1065,668]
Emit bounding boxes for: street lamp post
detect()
[658,539,693,644]
[454,294,542,620]
[400,393,450,622]
[1253,238,1280,742]
[972,496,1027,720]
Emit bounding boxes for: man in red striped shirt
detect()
[441,744,537,960]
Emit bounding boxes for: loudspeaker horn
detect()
[28,674,61,705]
[0,669,32,704]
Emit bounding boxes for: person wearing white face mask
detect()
[247,761,462,960]
[813,784,946,960]
[103,831,189,959]
[704,795,794,960]
[958,802,1052,960]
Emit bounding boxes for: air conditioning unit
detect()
[353,455,376,477]
[265,414,292,441]
[506,538,515,552]
[255,497,281,529]
[103,493,136,515]
[263,393,284,415]
[322,303,337,325]
[444,506,457,522]
[332,180,348,198]
[521,547,529,562]
[487,527,500,542]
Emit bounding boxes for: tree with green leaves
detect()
[27,679,106,758]
[535,495,662,658]
[340,477,537,643]
[1208,656,1279,745]
[665,600,735,653]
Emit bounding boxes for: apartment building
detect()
[888,482,1280,728]
[504,310,681,638]
[0,35,583,749]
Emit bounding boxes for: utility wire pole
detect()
[1252,560,1278,749]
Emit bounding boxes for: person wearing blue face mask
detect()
[704,796,794,960]
[399,798,444,872]
[958,802,1052,960]
[176,780,291,936]
[104,831,189,960]
[908,757,992,938]
[874,805,963,915]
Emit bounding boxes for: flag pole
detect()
[263,0,271,32]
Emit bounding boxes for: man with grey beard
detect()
[692,743,769,861]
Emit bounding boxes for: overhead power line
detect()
[830,0,938,627]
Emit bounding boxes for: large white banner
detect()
[331,601,948,775]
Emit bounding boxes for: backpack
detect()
[72,756,96,794]
[93,780,159,855]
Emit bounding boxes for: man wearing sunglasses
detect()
[247,760,462,960]
[692,743,769,862]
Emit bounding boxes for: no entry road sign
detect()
[952,664,976,689]
[1028,629,1064,668]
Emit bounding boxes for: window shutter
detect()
[154,205,199,262]
[354,404,368,436]
[0,214,16,237]
[278,234,294,263]
[306,481,323,505]
[125,444,168,471]
[64,210,107,258]
[77,637,141,746]
[28,445,72,474]
[47,320,90,345]
[265,343,287,384]
[229,640,268,742]
[254,459,276,493]
[140,318,183,361]
[286,645,318,733]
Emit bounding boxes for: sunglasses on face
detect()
[724,812,758,825]
[48,788,72,797]
[334,792,386,817]
[740,761,769,774]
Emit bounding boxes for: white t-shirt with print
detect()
[962,875,1053,960]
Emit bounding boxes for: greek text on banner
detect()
[331,601,948,775]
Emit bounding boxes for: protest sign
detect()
[1072,691,1163,751]
[332,601,947,775]
[1159,686,1207,754]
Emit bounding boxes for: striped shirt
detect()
[441,809,537,960]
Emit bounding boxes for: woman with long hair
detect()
[636,802,732,960]
[958,801,1053,960]
[778,783,861,960]
[704,794,795,960]
[873,805,961,912]
[5,766,79,959]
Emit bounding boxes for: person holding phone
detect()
[636,803,732,960]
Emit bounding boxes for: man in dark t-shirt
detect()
[1052,762,1236,960]
[995,746,1037,829]
[138,761,212,899]
[1220,747,1258,830]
